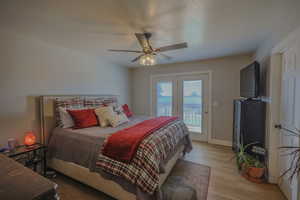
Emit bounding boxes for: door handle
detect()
[274,124,282,129]
[203,103,208,114]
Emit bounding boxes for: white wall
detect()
[130,54,252,142]
[0,29,130,147]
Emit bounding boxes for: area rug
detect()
[53,159,210,200]
[170,159,210,200]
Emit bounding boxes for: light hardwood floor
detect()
[185,142,286,200]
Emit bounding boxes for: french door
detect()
[151,73,210,141]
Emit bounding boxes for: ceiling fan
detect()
[108,33,188,66]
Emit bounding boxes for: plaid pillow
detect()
[84,97,118,108]
[55,97,84,127]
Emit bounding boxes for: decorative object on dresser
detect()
[2,143,47,176]
[24,131,37,146]
[7,138,19,150]
[0,154,58,200]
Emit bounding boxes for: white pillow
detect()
[58,107,74,128]
[106,102,122,112]
[94,106,113,127]
[109,112,129,127]
[95,106,129,128]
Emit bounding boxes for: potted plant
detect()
[235,142,266,182]
[235,142,256,170]
[244,155,265,180]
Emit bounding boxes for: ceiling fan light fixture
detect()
[139,54,156,66]
[108,32,187,64]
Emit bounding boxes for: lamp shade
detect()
[139,54,156,66]
[24,132,36,146]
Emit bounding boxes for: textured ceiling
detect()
[1,0,300,67]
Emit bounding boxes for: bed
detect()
[40,95,192,200]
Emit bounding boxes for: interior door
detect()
[152,73,210,142]
[278,46,300,200]
[178,74,209,141]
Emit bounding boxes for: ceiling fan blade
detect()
[131,54,144,63]
[135,33,151,51]
[108,49,142,53]
[155,42,188,52]
[158,53,172,60]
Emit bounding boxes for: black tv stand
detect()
[244,97,260,101]
[232,99,266,156]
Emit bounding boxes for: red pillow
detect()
[67,109,98,129]
[122,104,133,118]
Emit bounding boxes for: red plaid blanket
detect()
[95,119,190,194]
[102,116,178,162]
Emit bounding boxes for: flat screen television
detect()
[240,61,260,98]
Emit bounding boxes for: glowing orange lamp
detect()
[24,132,36,146]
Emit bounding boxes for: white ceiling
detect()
[1,0,300,67]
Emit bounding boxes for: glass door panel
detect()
[183,80,202,133]
[178,74,209,142]
[152,73,210,142]
[156,82,173,116]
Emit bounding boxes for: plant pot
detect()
[247,167,265,179]
[239,163,248,173]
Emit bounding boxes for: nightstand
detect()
[2,143,47,176]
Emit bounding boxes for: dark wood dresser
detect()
[0,154,58,200]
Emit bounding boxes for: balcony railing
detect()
[157,103,202,132]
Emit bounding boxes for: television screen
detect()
[240,61,260,98]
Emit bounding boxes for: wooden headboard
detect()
[39,95,119,145]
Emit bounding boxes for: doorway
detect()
[268,43,300,200]
[277,47,300,200]
[151,72,211,142]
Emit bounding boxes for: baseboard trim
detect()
[209,139,232,147]
[268,175,278,184]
